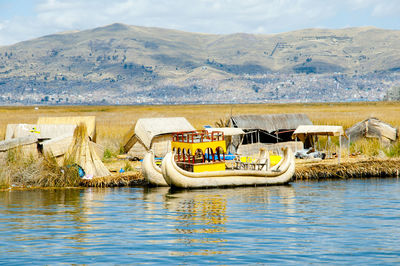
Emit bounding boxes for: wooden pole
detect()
[338,134,341,164]
[348,135,351,158]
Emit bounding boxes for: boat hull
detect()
[142,152,168,186]
[161,148,295,188]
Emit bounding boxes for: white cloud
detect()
[347,0,400,16]
[371,1,400,17]
[0,0,398,46]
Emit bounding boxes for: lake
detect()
[1,178,400,265]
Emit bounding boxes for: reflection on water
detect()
[1,179,400,264]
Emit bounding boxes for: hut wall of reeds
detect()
[0,136,39,161]
[37,116,97,141]
[41,135,74,162]
[5,124,76,140]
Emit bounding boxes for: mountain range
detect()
[0,23,399,104]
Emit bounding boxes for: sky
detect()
[0,0,399,46]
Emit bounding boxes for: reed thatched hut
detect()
[4,116,102,163]
[230,113,312,155]
[344,117,398,145]
[124,117,195,158]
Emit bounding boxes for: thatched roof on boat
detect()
[124,117,195,152]
[5,124,76,140]
[345,117,397,144]
[37,116,96,141]
[230,114,312,132]
[65,123,110,178]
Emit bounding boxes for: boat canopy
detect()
[132,117,195,149]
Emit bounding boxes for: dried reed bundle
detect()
[65,123,111,178]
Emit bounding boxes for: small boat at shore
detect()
[142,151,168,186]
[160,130,295,189]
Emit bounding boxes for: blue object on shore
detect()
[67,163,85,178]
[119,168,125,173]
[139,156,163,162]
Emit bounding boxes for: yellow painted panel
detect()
[172,140,226,155]
[193,162,226,173]
[240,155,281,166]
[270,155,282,166]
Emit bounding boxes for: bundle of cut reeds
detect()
[65,123,111,178]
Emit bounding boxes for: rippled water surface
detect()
[1,178,400,264]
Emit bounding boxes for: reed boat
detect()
[161,130,295,188]
[142,151,168,186]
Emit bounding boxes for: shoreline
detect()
[85,157,400,187]
[3,158,398,190]
[294,158,400,181]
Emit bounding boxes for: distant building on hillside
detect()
[385,86,400,101]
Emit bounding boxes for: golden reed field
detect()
[0,102,399,150]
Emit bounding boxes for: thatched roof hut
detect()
[229,114,312,155]
[231,114,312,133]
[124,117,195,158]
[345,117,398,145]
[37,116,96,141]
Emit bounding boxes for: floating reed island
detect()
[80,172,146,187]
[79,157,400,187]
[294,158,400,181]
[0,103,399,188]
